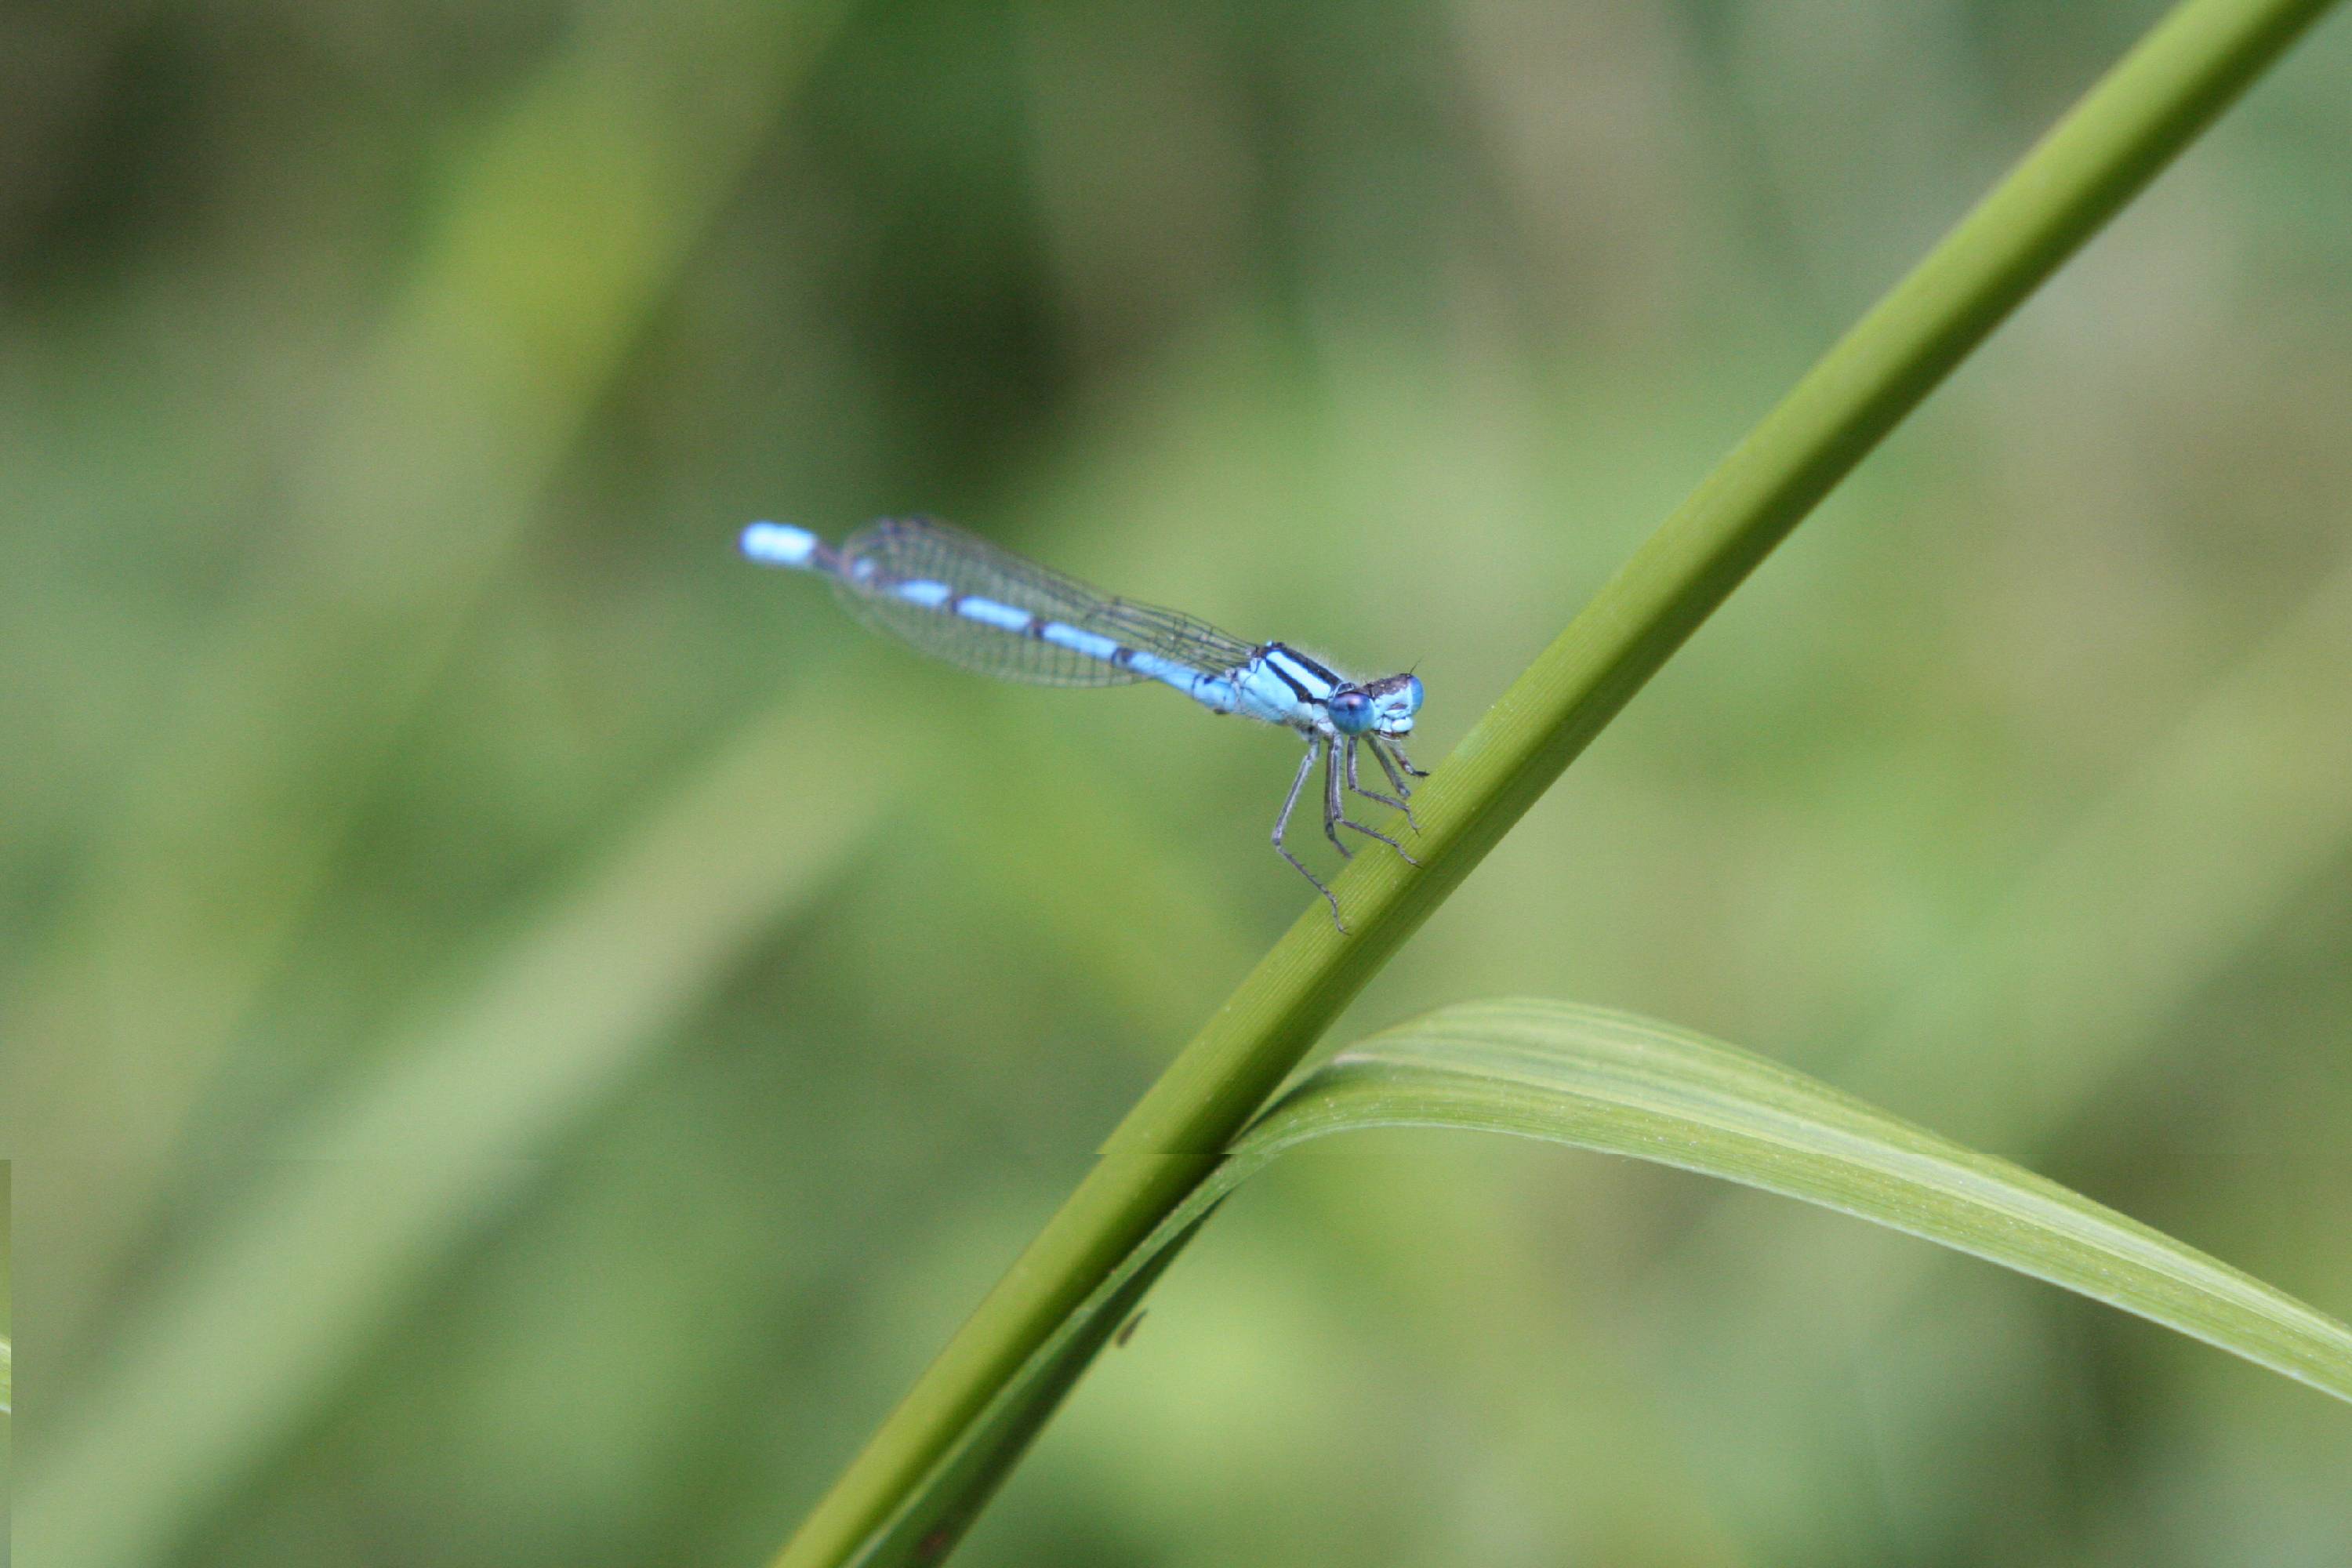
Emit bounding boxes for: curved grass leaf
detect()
[851,999,2352,1565]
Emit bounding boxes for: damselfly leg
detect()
[1272,735,1345,928]
[1324,741,1418,866]
[1343,736,1417,829]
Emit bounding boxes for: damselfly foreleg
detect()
[1325,738,1418,866]
[1377,735,1428,782]
[1343,736,1418,829]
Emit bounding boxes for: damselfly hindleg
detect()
[1273,735,1345,929]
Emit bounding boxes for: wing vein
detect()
[830,517,1261,688]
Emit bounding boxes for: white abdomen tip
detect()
[739,521,821,568]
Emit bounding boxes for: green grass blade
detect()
[1279,1004,2352,1403]
[851,999,2352,1566]
[777,2,2343,1560]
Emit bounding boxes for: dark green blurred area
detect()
[5,2,2351,1564]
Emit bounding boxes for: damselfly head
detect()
[1330,673,1421,736]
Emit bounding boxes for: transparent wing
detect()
[831,517,1261,688]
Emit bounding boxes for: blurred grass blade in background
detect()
[779,1,2343,1559]
[20,694,900,1568]
[848,998,2352,1566]
[1840,549,2352,1143]
[3,0,848,1333]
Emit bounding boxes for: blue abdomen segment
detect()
[1120,648,1241,713]
[740,517,1254,705]
[740,521,824,568]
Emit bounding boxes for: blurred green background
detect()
[6,2,2351,1564]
